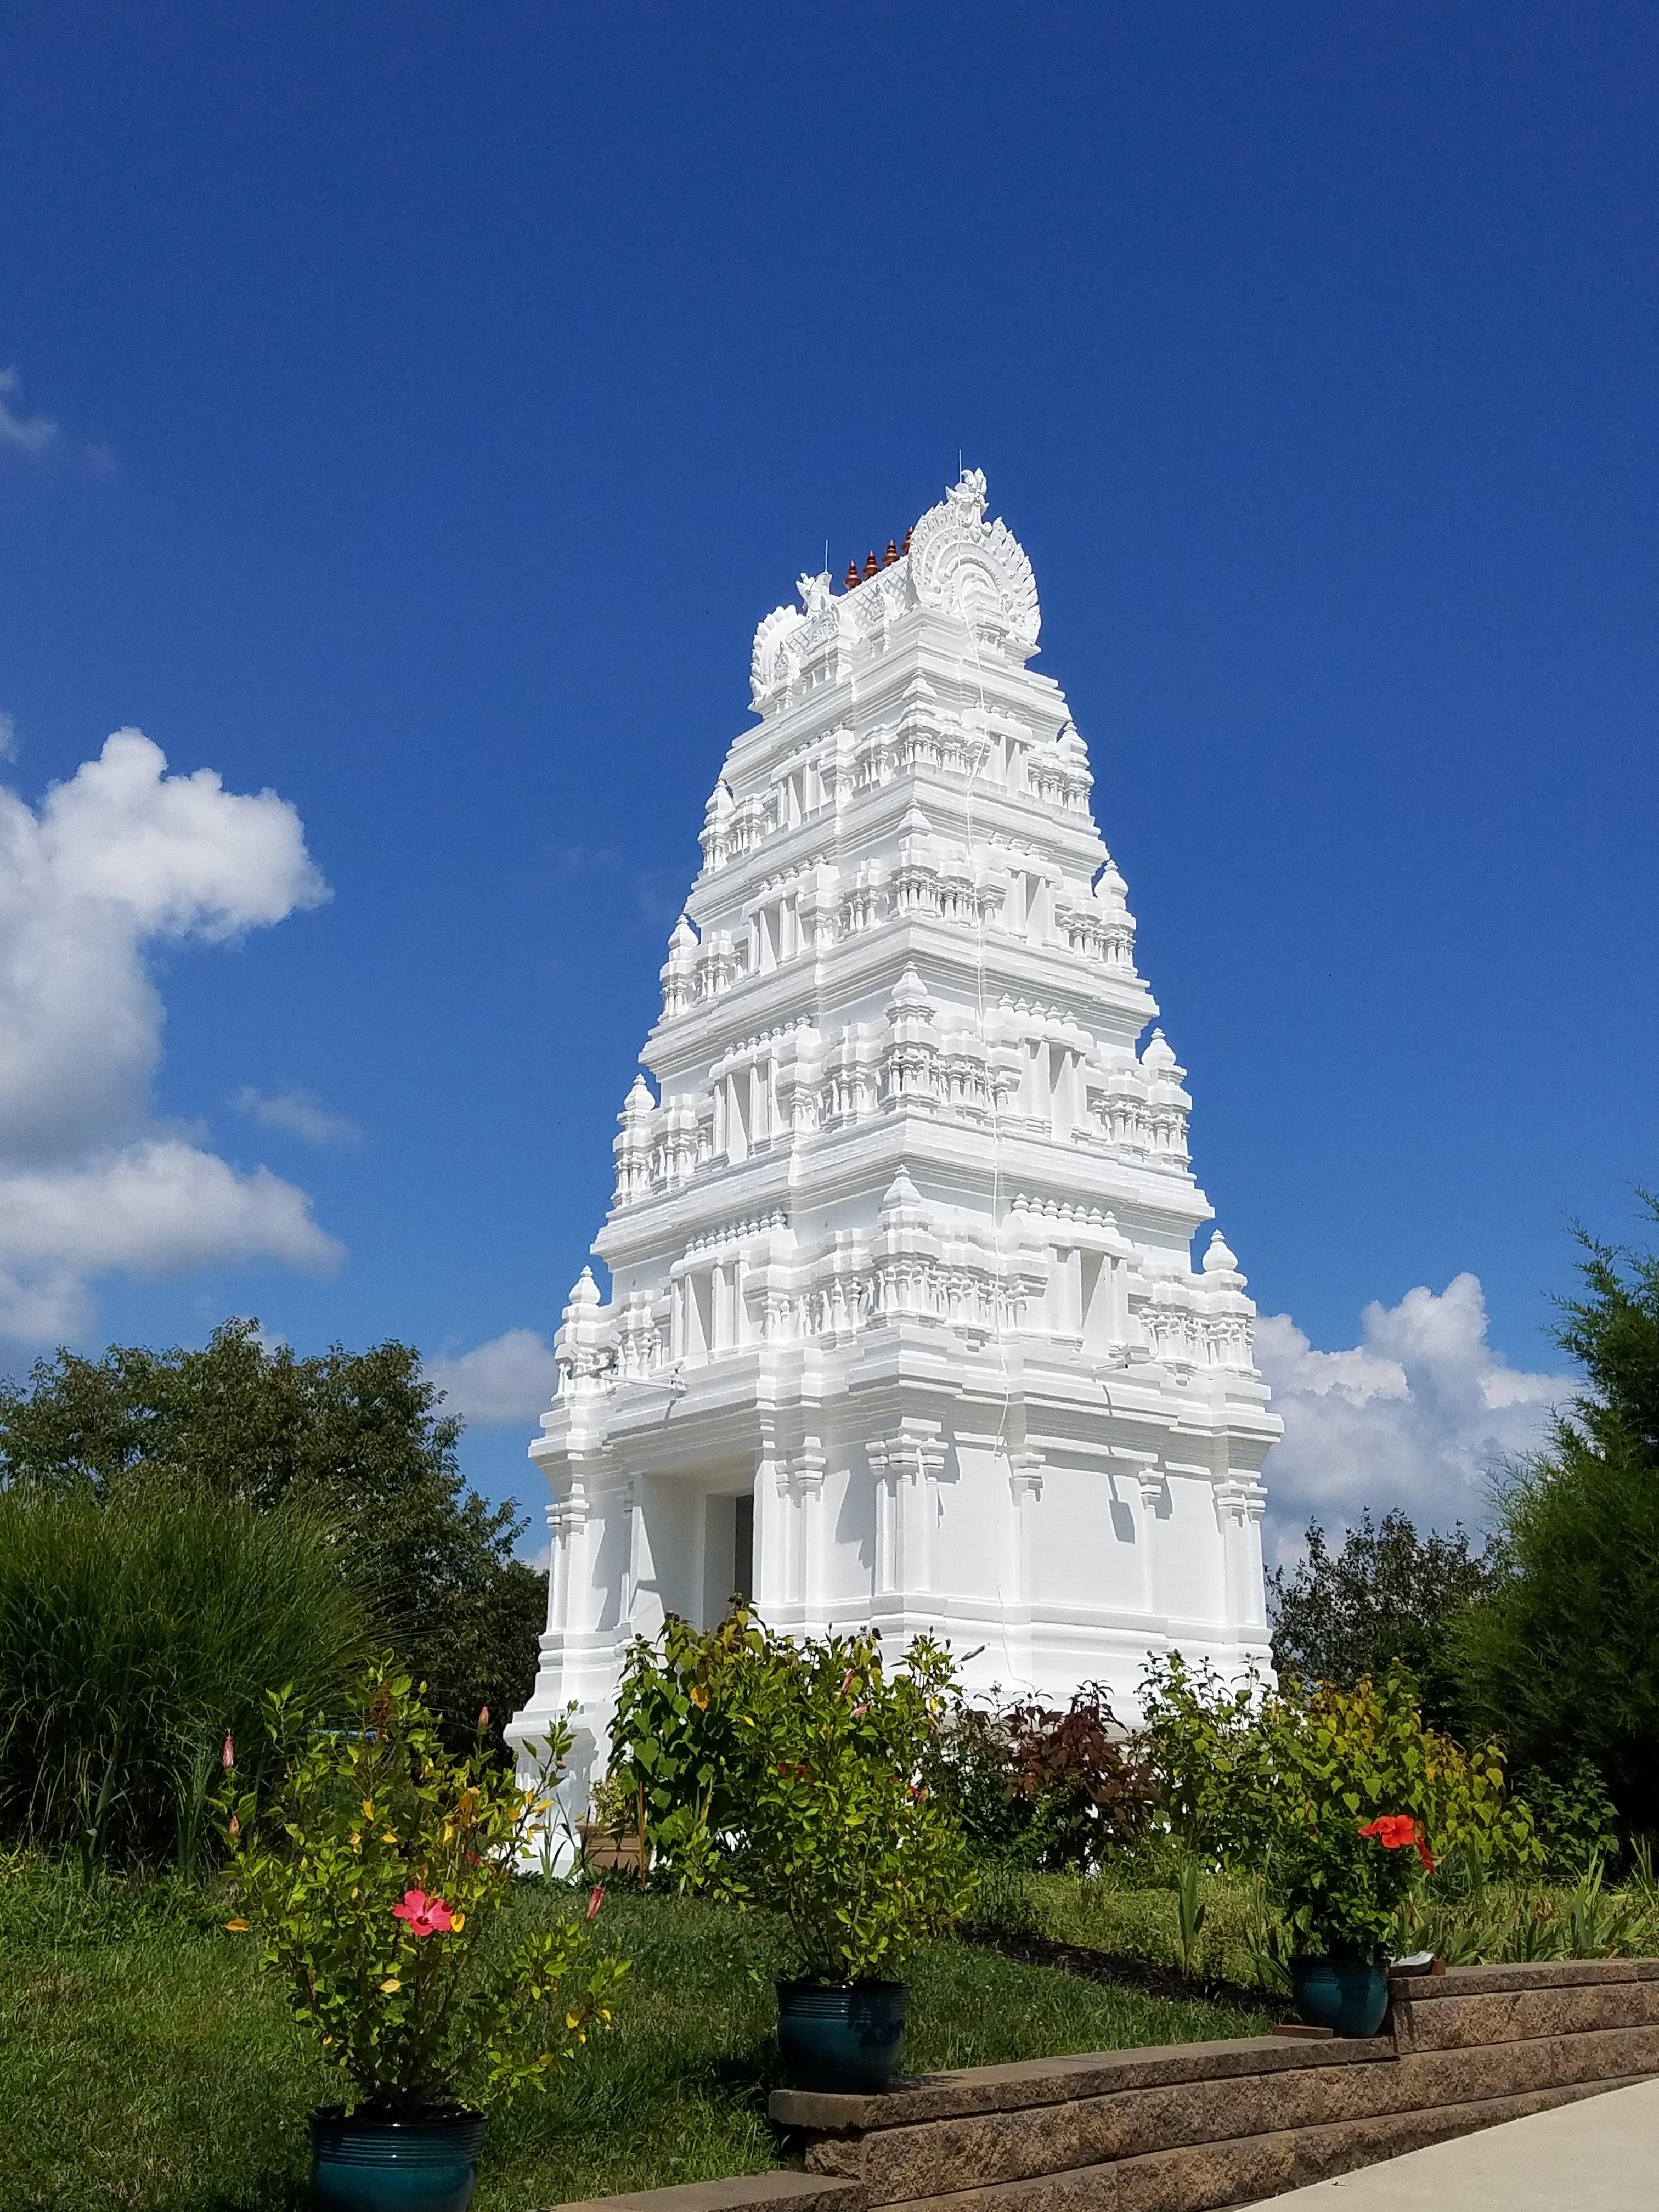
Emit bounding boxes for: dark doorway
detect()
[733,1492,754,1605]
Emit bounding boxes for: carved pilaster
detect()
[869,1421,946,1597]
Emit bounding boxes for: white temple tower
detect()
[508,470,1279,1809]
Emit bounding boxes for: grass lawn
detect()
[978,1865,1279,1987]
[978,1863,1659,1984]
[0,1858,1271,2212]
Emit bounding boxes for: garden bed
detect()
[0,1861,1271,2212]
[961,1923,1288,2019]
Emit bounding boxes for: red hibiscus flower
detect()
[1359,1814,1435,1872]
[392,1888,455,1937]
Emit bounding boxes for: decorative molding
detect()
[868,1420,947,1485]
[1008,1450,1045,1502]
[906,469,1041,659]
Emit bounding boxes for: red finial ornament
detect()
[900,526,913,553]
[844,560,860,590]
[862,549,879,578]
[883,539,899,566]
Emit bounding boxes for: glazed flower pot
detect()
[308,2107,488,2212]
[776,1979,908,2093]
[1289,1957,1390,2039]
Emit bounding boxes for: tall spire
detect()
[509,469,1280,1843]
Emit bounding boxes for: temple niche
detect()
[507,469,1280,1818]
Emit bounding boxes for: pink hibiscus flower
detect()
[392,1888,454,1938]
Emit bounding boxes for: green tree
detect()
[0,1321,545,1756]
[1267,1511,1496,1733]
[1458,1197,1659,1833]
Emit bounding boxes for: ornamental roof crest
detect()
[748,468,1041,713]
[906,467,1041,659]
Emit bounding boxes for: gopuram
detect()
[508,470,1279,1812]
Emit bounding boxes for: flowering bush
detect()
[1361,1814,1435,1869]
[610,1610,974,1980]
[222,1663,626,2118]
[723,1627,975,1982]
[1270,1805,1435,1962]
[1142,1657,1542,1875]
[1139,1658,1544,1960]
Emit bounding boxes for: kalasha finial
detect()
[843,559,860,590]
[883,539,899,566]
[901,525,913,553]
[862,549,879,578]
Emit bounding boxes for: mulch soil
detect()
[961,1924,1291,2022]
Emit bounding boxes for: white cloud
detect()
[0,729,338,1345]
[0,730,326,1160]
[1256,1273,1563,1559]
[233,1083,362,1147]
[428,1328,560,1426]
[0,713,16,763]
[0,368,58,458]
[0,1144,341,1342]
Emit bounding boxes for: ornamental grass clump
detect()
[222,1663,625,2119]
[0,1487,370,1871]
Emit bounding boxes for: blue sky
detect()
[1,2,1654,1552]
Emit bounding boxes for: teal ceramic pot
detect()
[776,1980,908,2093]
[1289,1957,1391,2038]
[308,2107,487,2212]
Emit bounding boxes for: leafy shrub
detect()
[225,1663,626,2118]
[1141,1656,1542,1884]
[1141,1663,1451,1960]
[609,1610,974,1982]
[1513,1759,1622,1880]
[938,1685,1155,1871]
[608,1607,771,1880]
[1138,1657,1276,1866]
[715,1626,975,1982]
[0,1488,370,1868]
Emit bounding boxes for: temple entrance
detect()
[702,1487,754,1624]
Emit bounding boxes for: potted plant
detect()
[1142,1659,1542,2030]
[1270,1807,1435,2035]
[221,1665,627,2212]
[1261,1671,1445,2035]
[715,1627,975,2092]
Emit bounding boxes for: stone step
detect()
[772,2037,1383,2138]
[540,2174,868,2212]
[1391,1979,1659,2053]
[807,2028,1659,2202]
[876,2076,1641,2212]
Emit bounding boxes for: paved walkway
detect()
[1238,2078,1659,2209]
